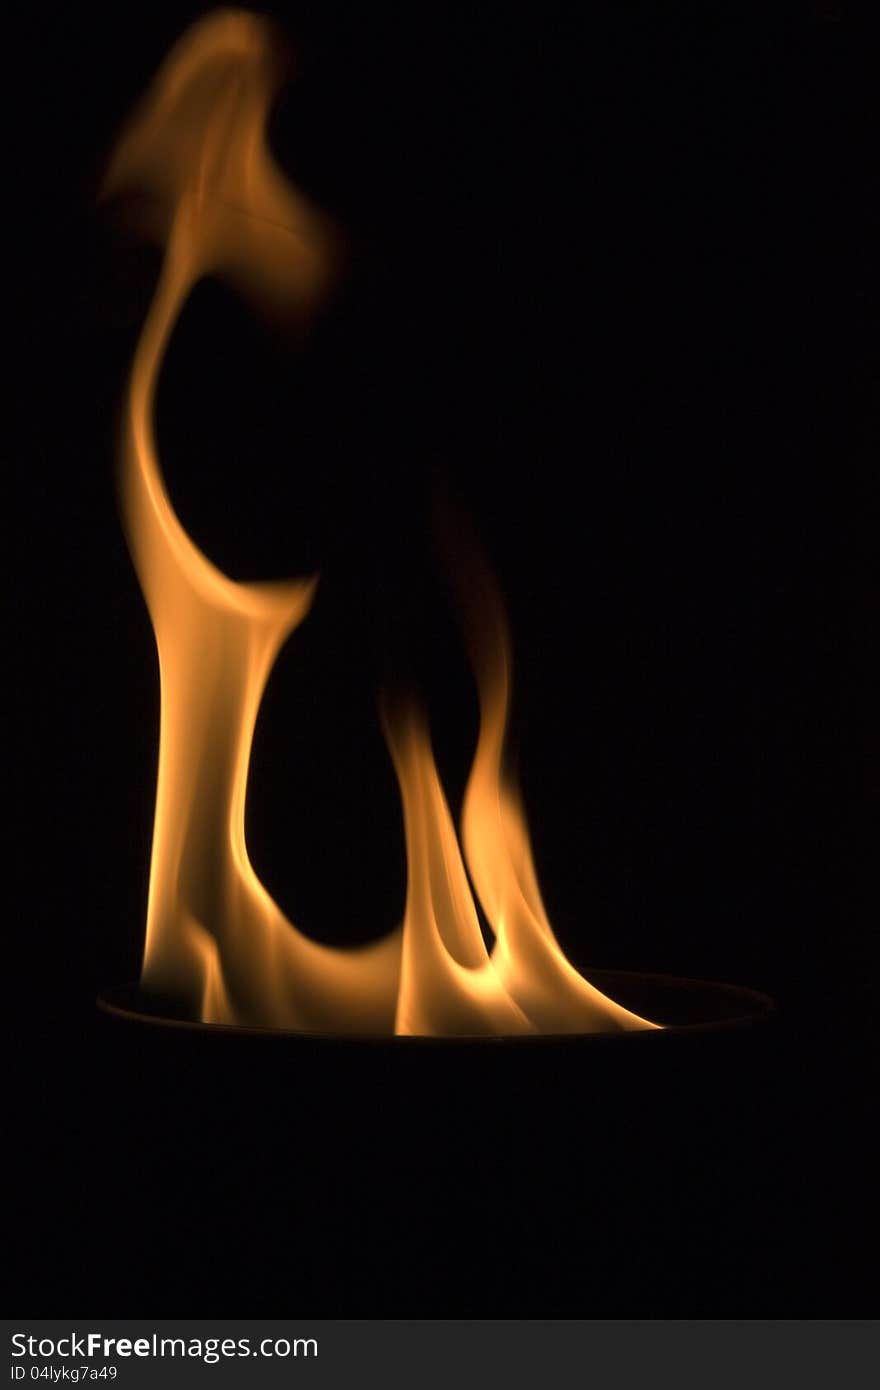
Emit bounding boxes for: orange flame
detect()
[110,10,657,1036]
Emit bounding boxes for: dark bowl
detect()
[89,967,782,1314]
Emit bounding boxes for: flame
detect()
[383,530,657,1036]
[110,10,657,1036]
[110,10,399,1032]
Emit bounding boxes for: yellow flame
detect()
[383,522,657,1035]
[112,10,399,1032]
[459,568,656,1033]
[111,9,657,1036]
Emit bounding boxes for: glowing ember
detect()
[108,9,657,1036]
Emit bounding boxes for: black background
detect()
[8,1,878,1314]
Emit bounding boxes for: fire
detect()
[109,10,657,1036]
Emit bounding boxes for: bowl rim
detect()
[96,969,777,1043]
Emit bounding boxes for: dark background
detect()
[8,0,878,1314]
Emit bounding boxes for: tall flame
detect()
[109,10,399,1032]
[110,10,657,1036]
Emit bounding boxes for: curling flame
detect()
[112,10,399,1031]
[112,10,657,1035]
